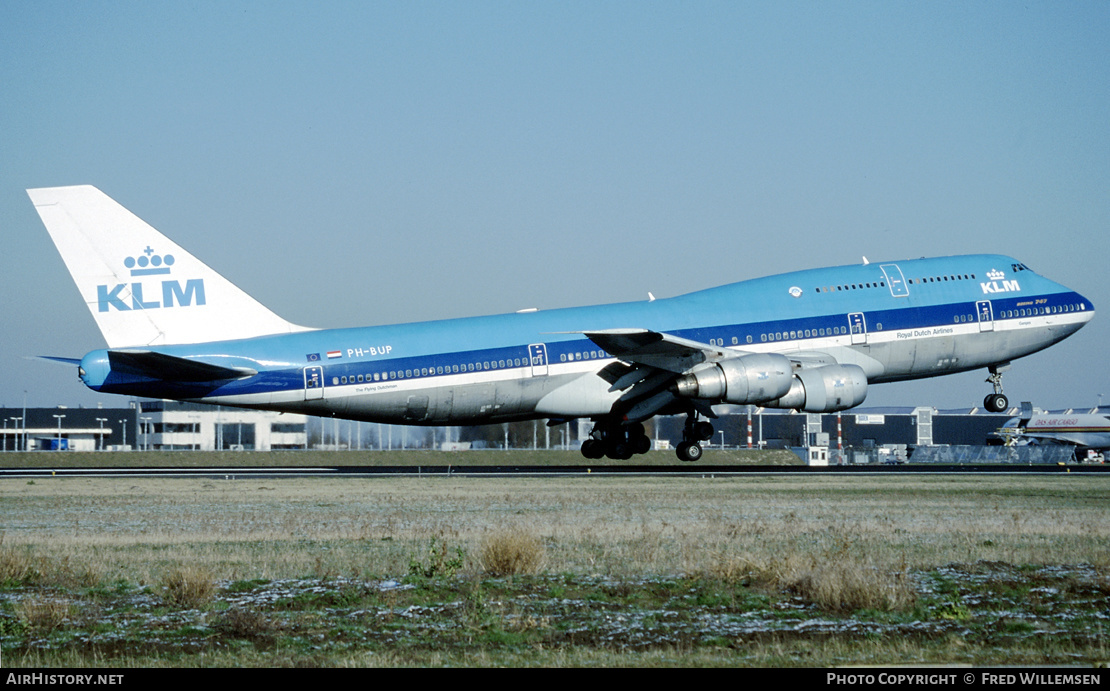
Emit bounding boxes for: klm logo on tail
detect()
[97,246,206,312]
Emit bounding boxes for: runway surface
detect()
[2,463,1107,479]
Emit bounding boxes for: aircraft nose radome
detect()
[79,351,111,390]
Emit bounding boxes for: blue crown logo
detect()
[124,246,175,276]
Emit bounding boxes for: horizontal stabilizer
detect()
[108,349,257,382]
[36,356,83,366]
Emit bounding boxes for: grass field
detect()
[0,448,801,468]
[1,469,1107,667]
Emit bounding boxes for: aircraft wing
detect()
[580,328,730,373]
[581,328,835,371]
[578,328,833,422]
[107,350,258,382]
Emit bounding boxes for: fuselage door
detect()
[976,300,995,332]
[304,365,324,400]
[848,312,867,345]
[528,343,549,377]
[880,264,910,297]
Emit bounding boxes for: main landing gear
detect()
[580,421,652,461]
[983,364,1010,413]
[579,414,715,463]
[676,416,714,463]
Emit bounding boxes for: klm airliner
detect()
[29,185,1095,461]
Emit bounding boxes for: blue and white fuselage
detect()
[30,186,1095,461]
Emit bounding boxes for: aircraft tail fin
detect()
[27,185,311,348]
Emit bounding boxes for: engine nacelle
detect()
[671,353,794,404]
[765,364,868,413]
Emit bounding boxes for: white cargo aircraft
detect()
[994,402,1110,451]
[28,185,1095,461]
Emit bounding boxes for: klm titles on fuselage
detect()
[980,269,1020,295]
[96,248,205,312]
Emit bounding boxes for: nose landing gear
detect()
[984,364,1010,413]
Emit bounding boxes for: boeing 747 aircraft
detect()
[28,185,1095,461]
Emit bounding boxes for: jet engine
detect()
[765,364,868,412]
[671,353,794,404]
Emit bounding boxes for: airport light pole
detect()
[96,418,107,451]
[140,416,151,451]
[53,414,65,451]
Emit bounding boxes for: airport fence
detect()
[908,445,1076,464]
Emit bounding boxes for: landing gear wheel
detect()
[984,364,1010,413]
[581,438,605,460]
[606,440,633,461]
[584,420,652,461]
[984,393,1009,413]
[693,420,715,442]
[676,441,703,462]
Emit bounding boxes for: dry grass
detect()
[0,475,1106,587]
[0,539,41,585]
[16,596,72,631]
[751,549,917,612]
[213,607,275,639]
[161,565,216,608]
[0,537,102,589]
[696,529,918,612]
[1,474,1108,667]
[479,529,546,576]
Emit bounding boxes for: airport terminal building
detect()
[3,400,1102,461]
[0,402,307,452]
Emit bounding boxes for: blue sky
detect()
[2,1,1108,410]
